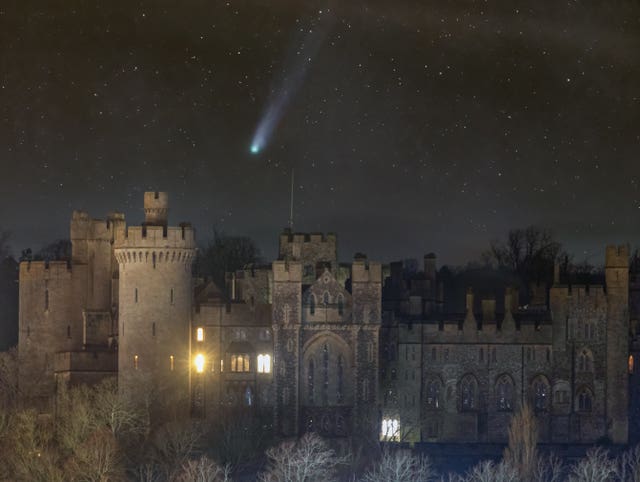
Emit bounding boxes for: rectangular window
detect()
[170,288,174,305]
[220,359,224,372]
[380,418,400,441]
[196,327,204,342]
[134,355,139,369]
[257,354,272,373]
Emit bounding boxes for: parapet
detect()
[279,231,337,245]
[352,259,382,283]
[20,260,72,280]
[114,224,196,249]
[272,260,302,282]
[606,245,629,269]
[71,211,126,242]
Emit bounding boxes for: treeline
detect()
[2,376,640,481]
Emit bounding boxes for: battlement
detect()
[114,224,196,249]
[71,210,126,241]
[272,260,302,282]
[20,260,72,280]
[606,245,629,268]
[279,231,337,244]
[352,259,382,283]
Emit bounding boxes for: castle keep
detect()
[17,192,633,444]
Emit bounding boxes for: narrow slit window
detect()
[170,288,174,305]
[134,355,139,369]
[169,355,174,371]
[67,325,71,339]
[152,322,156,336]
[135,288,138,303]
[196,327,204,342]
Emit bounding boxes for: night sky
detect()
[1,1,639,265]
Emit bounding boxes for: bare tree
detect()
[91,377,148,439]
[362,448,435,482]
[259,432,347,482]
[533,453,564,482]
[568,447,617,482]
[65,428,123,482]
[617,445,640,482]
[149,420,203,481]
[503,403,538,481]
[176,456,232,482]
[462,460,518,482]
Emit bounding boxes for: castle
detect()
[17,192,633,444]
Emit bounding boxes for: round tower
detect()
[114,192,196,418]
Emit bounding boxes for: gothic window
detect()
[308,359,315,404]
[367,342,374,362]
[337,355,344,403]
[426,379,441,409]
[323,291,330,305]
[577,388,593,412]
[196,327,204,341]
[244,386,253,406]
[309,294,316,315]
[337,295,344,315]
[460,375,477,411]
[531,375,550,412]
[322,344,329,405]
[578,349,593,372]
[231,354,250,372]
[380,418,400,441]
[496,375,514,412]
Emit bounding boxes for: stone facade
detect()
[16,192,632,445]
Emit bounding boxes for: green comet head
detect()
[250,144,260,154]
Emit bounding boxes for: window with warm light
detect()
[133,355,139,369]
[629,355,635,374]
[257,354,271,373]
[169,355,174,371]
[380,418,400,441]
[194,353,205,373]
[231,354,250,372]
[196,327,204,342]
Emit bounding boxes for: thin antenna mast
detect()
[288,168,294,230]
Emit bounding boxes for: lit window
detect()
[194,353,205,373]
[629,355,635,374]
[196,327,204,342]
[257,354,272,373]
[169,355,174,371]
[133,355,139,369]
[380,418,400,441]
[220,359,224,372]
[231,354,250,372]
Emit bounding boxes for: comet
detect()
[250,11,333,154]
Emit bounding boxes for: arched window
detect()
[337,294,344,315]
[531,375,550,412]
[460,375,477,411]
[337,355,344,403]
[496,375,514,411]
[244,386,253,406]
[426,379,441,409]
[323,291,330,305]
[309,294,316,315]
[308,359,315,404]
[577,387,593,412]
[578,349,593,372]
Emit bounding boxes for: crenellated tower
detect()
[114,192,196,418]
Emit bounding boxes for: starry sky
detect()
[1,1,639,265]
